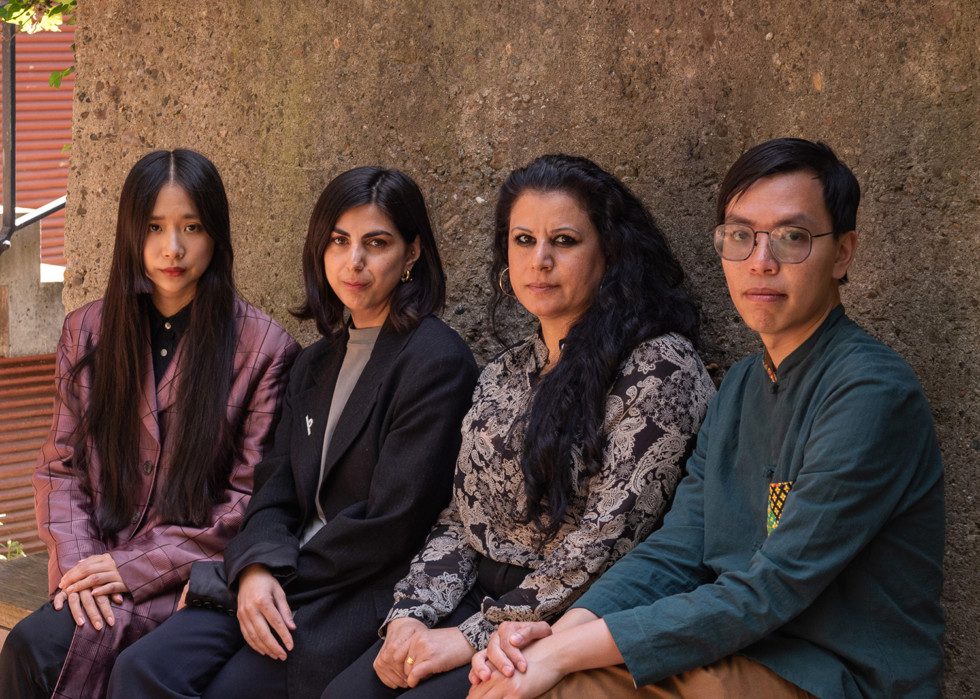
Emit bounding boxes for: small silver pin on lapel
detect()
[305,415,313,436]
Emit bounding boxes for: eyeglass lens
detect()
[713,225,813,264]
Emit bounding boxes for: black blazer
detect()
[188,314,478,698]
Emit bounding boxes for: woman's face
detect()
[506,189,606,333]
[323,203,419,328]
[142,183,215,316]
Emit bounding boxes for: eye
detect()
[728,227,752,242]
[513,233,534,246]
[777,227,809,244]
[329,234,348,246]
[148,223,162,233]
[552,234,577,246]
[184,223,203,233]
[367,237,389,248]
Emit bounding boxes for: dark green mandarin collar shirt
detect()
[575,306,944,698]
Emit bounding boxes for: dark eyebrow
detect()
[332,227,396,238]
[510,226,533,234]
[149,212,200,221]
[551,226,582,235]
[724,214,818,229]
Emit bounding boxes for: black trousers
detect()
[0,602,76,699]
[324,557,533,699]
[107,606,286,698]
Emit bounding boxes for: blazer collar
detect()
[320,316,415,478]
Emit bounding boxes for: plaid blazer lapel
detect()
[138,338,161,449]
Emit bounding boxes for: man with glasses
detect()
[467,138,944,698]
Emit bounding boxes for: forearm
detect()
[533,618,624,676]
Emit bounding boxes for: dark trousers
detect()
[0,603,76,699]
[324,557,533,699]
[107,606,286,698]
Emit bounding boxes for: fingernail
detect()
[94,622,102,630]
[513,634,524,643]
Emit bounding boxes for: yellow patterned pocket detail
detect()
[767,481,793,534]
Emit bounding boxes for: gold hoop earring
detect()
[497,266,514,298]
[401,268,412,283]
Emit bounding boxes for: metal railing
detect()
[0,23,67,256]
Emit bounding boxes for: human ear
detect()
[833,230,858,280]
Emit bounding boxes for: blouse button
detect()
[131,511,140,524]
[160,348,168,357]
[142,460,153,474]
[164,322,172,330]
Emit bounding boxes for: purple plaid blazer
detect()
[33,296,299,698]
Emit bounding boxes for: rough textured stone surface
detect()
[64,1,977,693]
[0,218,63,356]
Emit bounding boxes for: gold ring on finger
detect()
[405,656,415,665]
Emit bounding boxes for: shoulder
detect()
[614,332,715,403]
[816,320,927,406]
[399,315,475,366]
[233,297,300,359]
[626,332,704,372]
[63,298,105,335]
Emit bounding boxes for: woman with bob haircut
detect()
[109,166,479,699]
[324,154,716,698]
[0,149,300,699]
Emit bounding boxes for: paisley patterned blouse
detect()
[383,330,715,649]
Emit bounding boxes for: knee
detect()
[108,640,151,690]
[0,616,34,671]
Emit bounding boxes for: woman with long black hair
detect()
[108,166,479,699]
[0,149,299,699]
[325,154,716,698]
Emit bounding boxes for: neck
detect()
[761,298,839,368]
[151,291,193,317]
[539,318,569,367]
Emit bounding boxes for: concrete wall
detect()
[0,218,63,356]
[64,1,977,693]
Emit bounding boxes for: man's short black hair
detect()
[717,138,861,235]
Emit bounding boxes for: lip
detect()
[161,267,186,277]
[743,287,786,302]
[526,283,558,292]
[341,280,370,290]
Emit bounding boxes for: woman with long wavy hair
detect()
[0,149,299,699]
[325,154,716,698]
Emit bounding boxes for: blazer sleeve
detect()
[109,330,299,604]
[33,312,108,596]
[225,337,479,594]
[457,336,714,649]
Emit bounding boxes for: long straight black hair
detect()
[74,149,238,533]
[292,166,446,337]
[491,154,700,536]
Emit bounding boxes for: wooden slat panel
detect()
[0,354,55,554]
[0,27,74,266]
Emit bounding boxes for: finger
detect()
[65,570,118,593]
[111,593,124,604]
[90,581,127,598]
[95,594,115,627]
[251,607,287,660]
[67,592,86,626]
[472,650,494,682]
[373,650,407,688]
[53,590,66,611]
[271,585,296,631]
[406,659,438,688]
[260,600,293,652]
[79,590,106,630]
[485,634,515,677]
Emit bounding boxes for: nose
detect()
[347,243,365,271]
[531,241,553,271]
[162,229,184,260]
[748,231,778,275]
